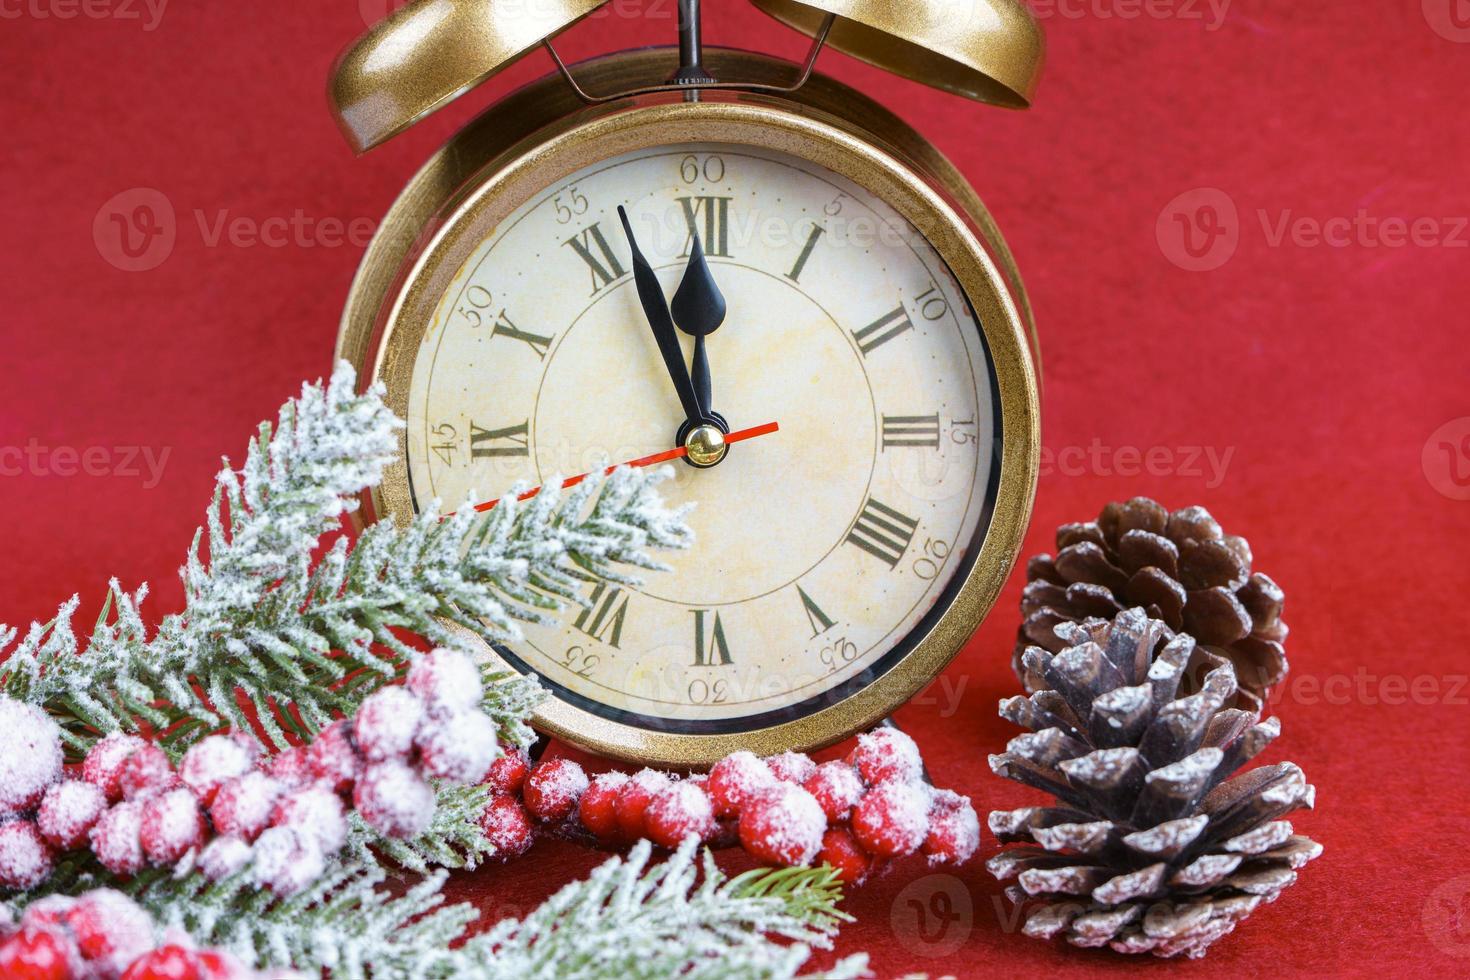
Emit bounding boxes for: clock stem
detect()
[670,0,716,94]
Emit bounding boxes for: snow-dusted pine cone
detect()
[1015,498,1288,713]
[989,609,1321,959]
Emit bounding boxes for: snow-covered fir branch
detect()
[0,362,692,754]
[100,841,866,979]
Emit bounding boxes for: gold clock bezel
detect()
[342,54,1039,768]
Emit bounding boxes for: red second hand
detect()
[447,421,780,517]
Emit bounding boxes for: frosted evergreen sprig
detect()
[0,361,692,754]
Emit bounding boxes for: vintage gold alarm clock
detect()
[329,0,1044,767]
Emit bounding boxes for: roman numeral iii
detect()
[846,498,919,568]
[563,222,627,295]
[691,609,733,666]
[882,414,942,449]
[852,303,914,355]
[677,196,732,257]
[469,420,529,458]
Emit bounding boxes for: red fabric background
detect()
[4,1,1470,975]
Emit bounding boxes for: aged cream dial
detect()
[404,142,1000,733]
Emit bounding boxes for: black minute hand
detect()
[617,206,704,429]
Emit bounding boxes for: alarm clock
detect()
[329,0,1044,767]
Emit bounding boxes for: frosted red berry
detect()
[140,788,206,865]
[90,801,146,875]
[353,759,434,839]
[0,700,63,815]
[66,888,154,968]
[578,772,629,842]
[0,821,54,889]
[707,752,776,819]
[198,835,252,881]
[479,795,534,858]
[802,762,864,822]
[921,789,979,866]
[0,928,73,980]
[817,827,872,886]
[523,759,589,823]
[178,735,255,807]
[195,950,248,980]
[352,685,423,763]
[19,895,76,932]
[482,748,529,796]
[251,826,325,896]
[38,779,106,850]
[851,780,930,858]
[764,751,816,785]
[406,648,483,717]
[846,727,922,786]
[266,746,311,788]
[271,784,348,854]
[644,783,715,848]
[122,945,202,980]
[614,769,671,840]
[118,743,178,802]
[738,783,826,866]
[82,732,146,804]
[416,709,498,784]
[209,772,281,842]
[305,721,361,794]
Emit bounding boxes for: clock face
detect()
[403,141,1001,734]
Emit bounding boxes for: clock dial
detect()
[404,142,1001,732]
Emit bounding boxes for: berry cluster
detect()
[478,727,979,885]
[0,649,506,896]
[0,887,259,979]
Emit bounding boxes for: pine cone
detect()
[989,609,1321,959]
[1015,498,1288,714]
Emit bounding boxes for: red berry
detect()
[38,779,107,850]
[416,710,498,784]
[737,783,826,866]
[764,751,816,785]
[479,795,534,858]
[817,827,872,886]
[352,685,423,763]
[921,789,979,866]
[195,950,248,980]
[850,781,930,858]
[406,649,483,717]
[266,746,310,788]
[482,748,530,796]
[122,945,202,980]
[803,762,864,822]
[66,889,154,968]
[209,772,281,842]
[178,736,255,807]
[251,826,325,896]
[198,835,252,881]
[140,789,206,866]
[353,760,434,839]
[522,759,588,823]
[0,700,64,815]
[19,895,75,931]
[306,721,361,794]
[119,743,178,802]
[577,772,629,842]
[271,785,348,854]
[614,769,671,840]
[90,802,146,874]
[0,928,73,980]
[82,733,145,803]
[644,783,715,848]
[846,727,922,786]
[0,821,53,889]
[707,752,776,819]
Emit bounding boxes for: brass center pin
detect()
[684,424,728,467]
